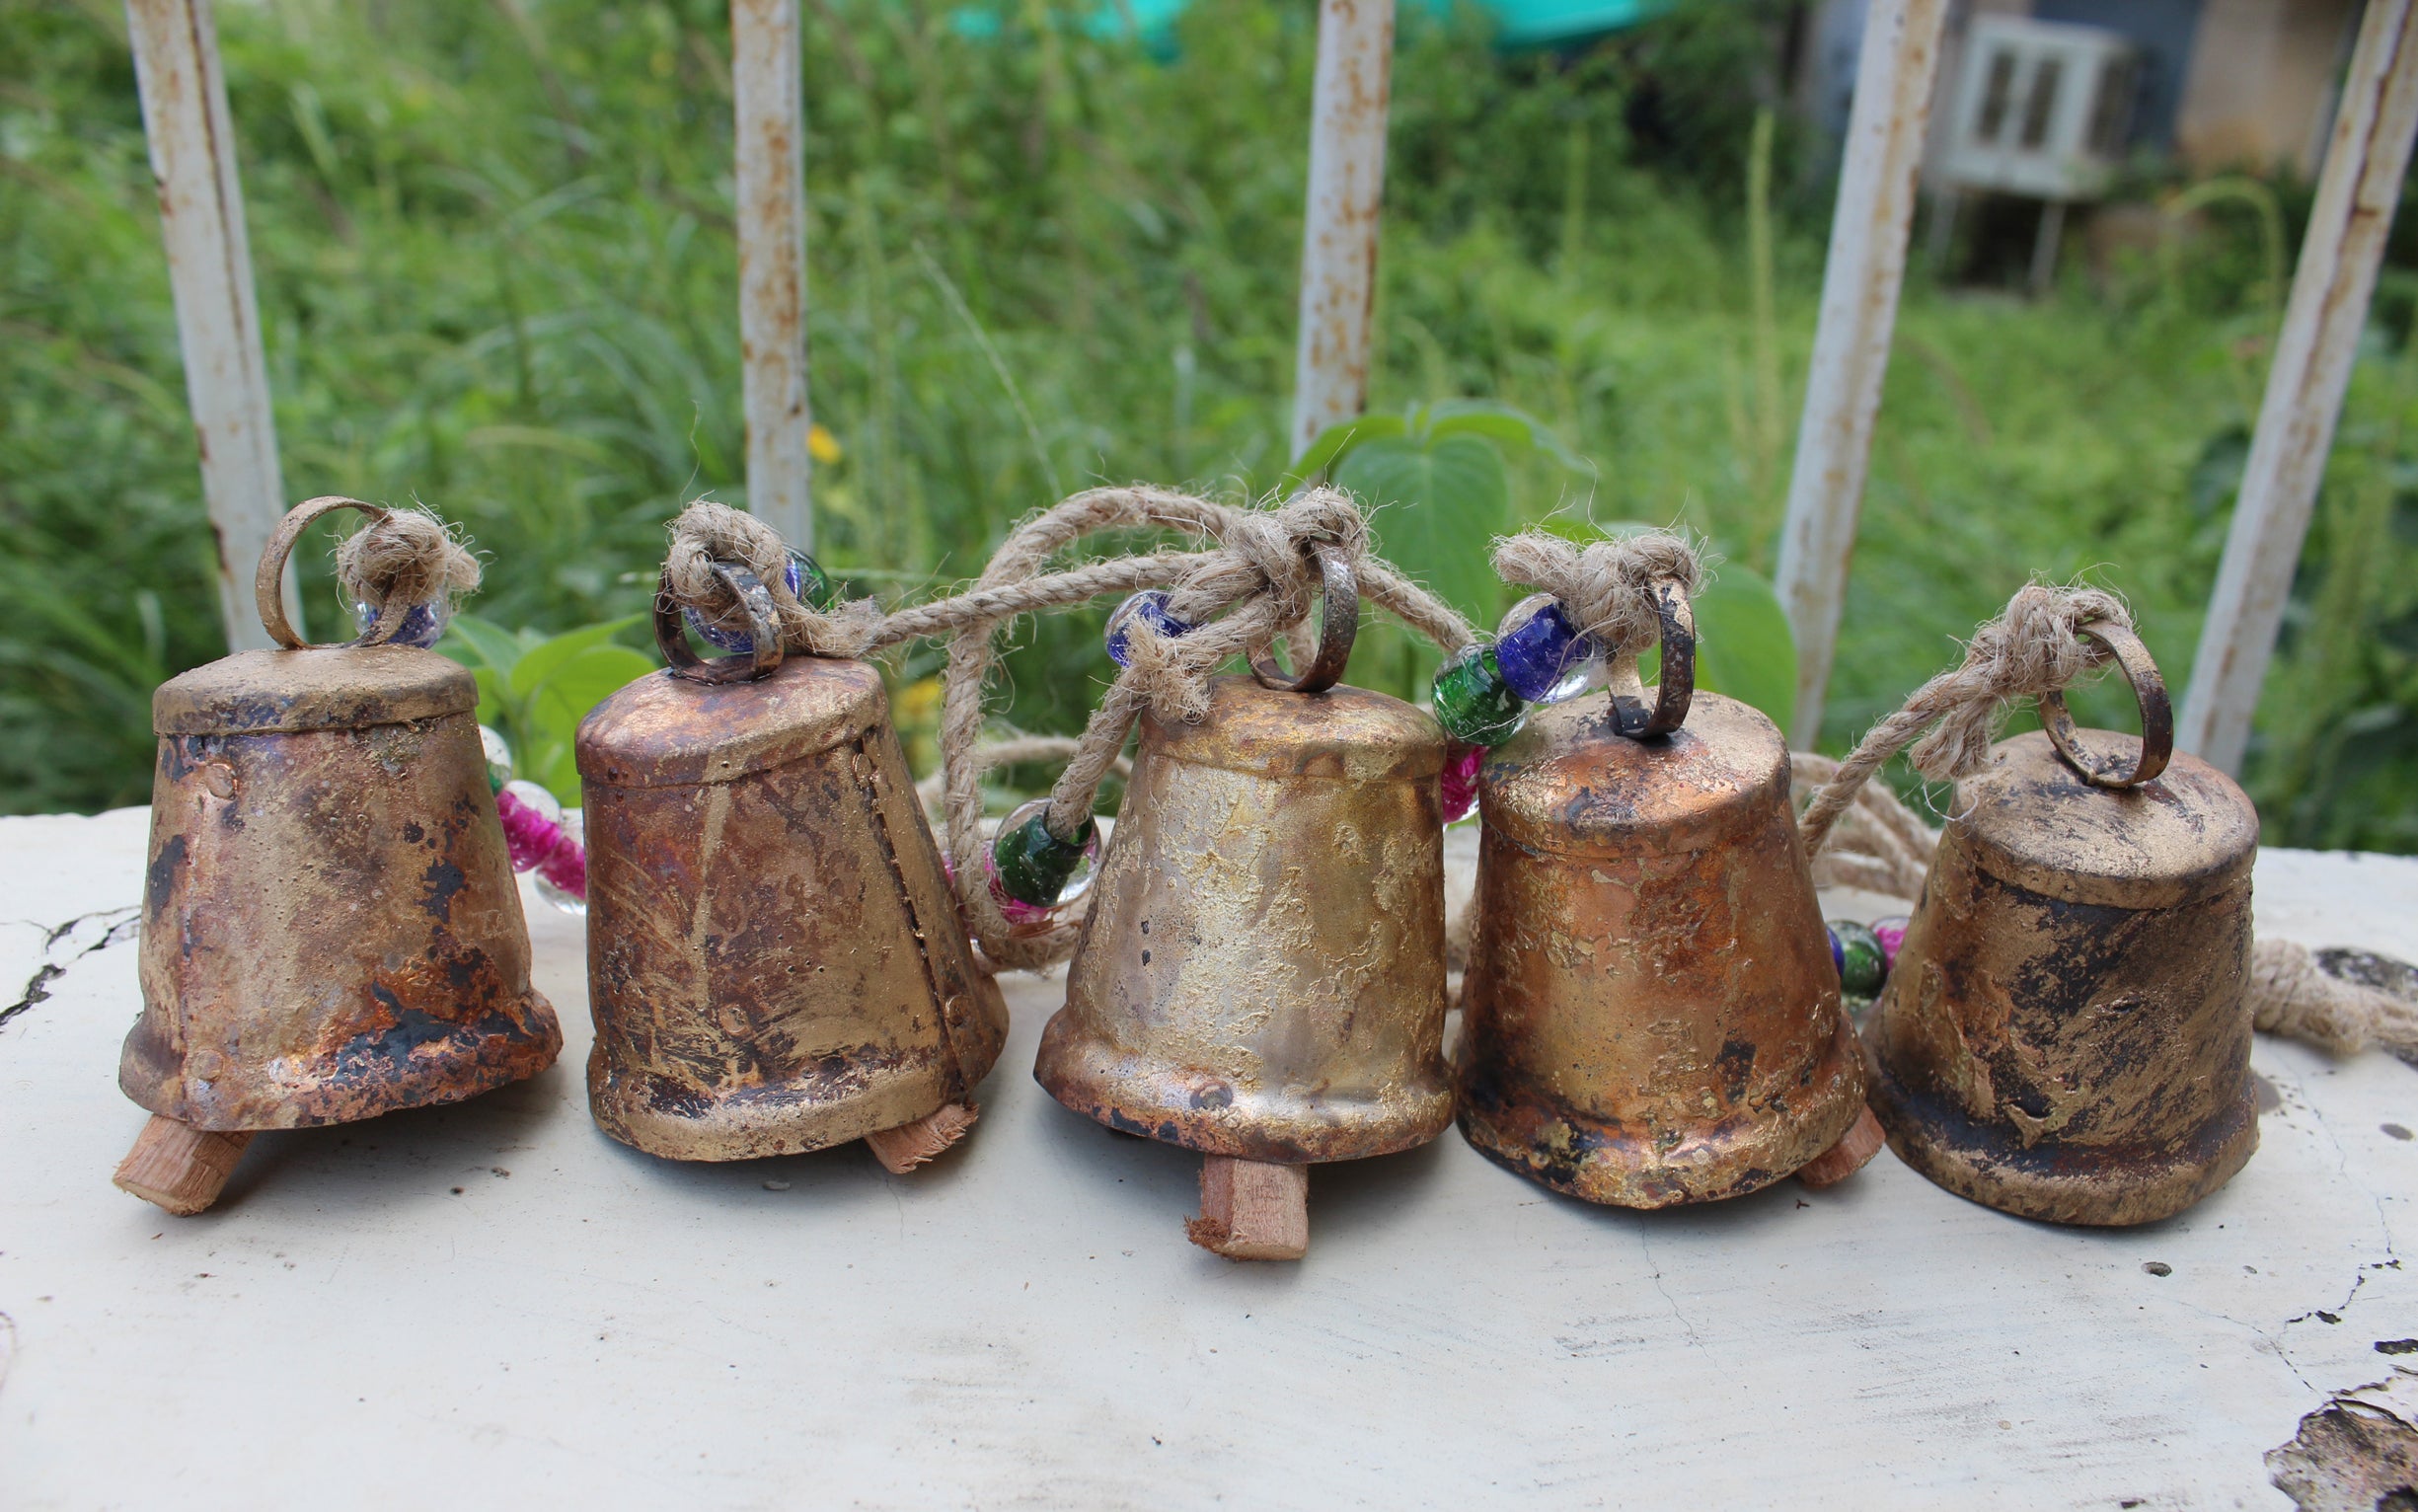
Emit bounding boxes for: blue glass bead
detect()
[1496,596,1599,703]
[685,553,831,654]
[354,598,448,649]
[1104,590,1193,668]
[1828,924,1847,981]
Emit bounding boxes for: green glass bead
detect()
[793,550,838,612]
[991,805,1097,910]
[1829,919,1887,998]
[1432,644,1527,747]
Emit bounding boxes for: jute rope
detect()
[654,487,1475,973]
[1796,582,2129,857]
[936,485,1475,970]
[333,507,482,618]
[1490,529,1704,657]
[2247,941,2418,1060]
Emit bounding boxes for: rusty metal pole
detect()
[731,0,814,552]
[2177,0,2418,774]
[1289,0,1396,460]
[1772,0,1949,747]
[124,0,292,652]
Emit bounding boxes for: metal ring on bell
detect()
[1605,578,1696,740]
[1249,545,1359,696]
[655,561,786,684]
[2038,620,2172,789]
[255,495,411,650]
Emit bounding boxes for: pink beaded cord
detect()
[494,786,587,903]
[1439,743,1483,824]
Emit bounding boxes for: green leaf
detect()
[439,612,526,677]
[470,665,502,727]
[523,643,655,752]
[1335,433,1510,627]
[1689,567,1798,729]
[1423,400,1594,475]
[508,613,647,700]
[1285,413,1408,486]
[534,739,585,808]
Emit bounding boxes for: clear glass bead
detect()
[986,797,1099,912]
[354,598,449,649]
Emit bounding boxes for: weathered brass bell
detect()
[117,497,561,1214]
[1864,623,2259,1226]
[577,559,1006,1167]
[1036,549,1453,1254]
[1458,581,1865,1206]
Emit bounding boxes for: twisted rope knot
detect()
[1798,580,2136,857]
[1490,529,1702,656]
[1905,583,2131,783]
[1226,488,1369,625]
[334,507,482,615]
[663,499,882,658]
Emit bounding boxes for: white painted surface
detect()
[1774,0,1950,747]
[125,0,291,652]
[2178,0,2418,774]
[2,806,2414,1509]
[1289,0,1395,459]
[731,0,814,551]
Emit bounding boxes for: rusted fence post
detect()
[1772,0,1949,747]
[125,0,291,652]
[1290,0,1396,459]
[2177,0,2418,774]
[731,0,814,552]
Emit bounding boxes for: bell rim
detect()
[118,988,562,1132]
[1032,1008,1457,1164]
[1451,1008,1868,1207]
[1862,1022,2260,1227]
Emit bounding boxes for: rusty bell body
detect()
[1865,729,2260,1226]
[577,656,1007,1161]
[123,644,561,1130]
[1036,675,1455,1164]
[1458,691,1864,1206]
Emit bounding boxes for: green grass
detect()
[3,0,2414,848]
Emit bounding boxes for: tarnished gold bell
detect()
[117,497,562,1213]
[1864,623,2259,1226]
[576,558,1006,1166]
[1035,549,1455,1193]
[1457,580,1865,1206]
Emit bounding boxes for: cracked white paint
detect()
[0,807,2412,1507]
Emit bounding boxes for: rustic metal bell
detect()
[1458,581,1865,1206]
[1035,548,1454,1250]
[117,497,561,1214]
[1864,623,2259,1226]
[577,560,1006,1166]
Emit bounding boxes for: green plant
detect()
[1289,399,1588,699]
[437,614,655,804]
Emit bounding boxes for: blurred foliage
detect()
[1,0,2414,848]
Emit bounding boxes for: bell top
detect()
[1953,729,2256,910]
[1143,675,1444,784]
[1481,690,1789,859]
[577,655,886,790]
[153,644,476,736]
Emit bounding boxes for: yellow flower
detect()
[808,422,842,466]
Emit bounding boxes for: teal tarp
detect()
[955,0,1674,51]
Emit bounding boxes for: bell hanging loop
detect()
[1248,542,1359,695]
[2037,619,2172,789]
[654,559,787,684]
[1604,576,1696,741]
